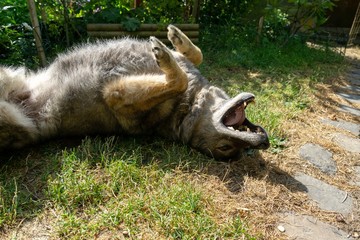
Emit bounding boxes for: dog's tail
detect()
[0,101,39,149]
[0,66,30,102]
[0,66,39,149]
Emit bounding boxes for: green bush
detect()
[0,0,337,67]
[0,1,38,66]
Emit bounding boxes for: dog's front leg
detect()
[103,37,188,124]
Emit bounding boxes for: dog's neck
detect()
[155,73,209,143]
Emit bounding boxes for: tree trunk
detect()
[26,0,47,67]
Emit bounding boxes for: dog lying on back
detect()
[0,25,269,160]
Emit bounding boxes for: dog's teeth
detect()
[227,126,234,130]
[247,127,251,132]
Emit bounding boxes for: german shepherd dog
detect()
[0,25,269,160]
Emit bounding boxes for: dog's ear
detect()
[178,87,223,142]
[179,99,203,142]
[178,88,214,142]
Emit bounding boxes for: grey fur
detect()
[0,35,269,160]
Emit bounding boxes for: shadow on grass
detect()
[204,152,307,194]
[0,137,84,228]
[0,135,307,232]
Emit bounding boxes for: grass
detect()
[1,137,258,239]
[0,26,347,239]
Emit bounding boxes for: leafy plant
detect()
[0,0,38,66]
[264,0,337,44]
[122,16,140,31]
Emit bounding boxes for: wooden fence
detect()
[87,24,199,43]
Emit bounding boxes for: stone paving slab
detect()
[342,85,360,93]
[336,92,360,104]
[349,67,360,72]
[321,118,360,136]
[347,73,360,85]
[278,212,353,240]
[294,173,353,215]
[332,133,360,153]
[354,166,360,187]
[338,104,360,117]
[348,69,360,75]
[299,143,337,175]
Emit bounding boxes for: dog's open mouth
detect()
[221,96,265,135]
[212,92,270,150]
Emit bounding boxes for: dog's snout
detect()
[261,142,270,149]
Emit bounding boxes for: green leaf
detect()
[122,17,140,32]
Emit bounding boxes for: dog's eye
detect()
[218,145,233,152]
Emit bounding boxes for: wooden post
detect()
[256,16,264,45]
[134,0,142,8]
[192,0,200,22]
[61,0,70,47]
[26,0,46,66]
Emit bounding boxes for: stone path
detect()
[279,213,352,240]
[278,61,360,239]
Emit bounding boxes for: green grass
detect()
[0,137,257,239]
[0,26,346,239]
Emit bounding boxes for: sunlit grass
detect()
[45,137,256,239]
[0,26,346,239]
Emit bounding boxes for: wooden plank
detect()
[318,27,350,34]
[152,38,199,44]
[88,34,199,44]
[87,31,199,38]
[87,23,199,31]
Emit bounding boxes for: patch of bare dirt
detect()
[0,214,54,240]
[346,46,360,60]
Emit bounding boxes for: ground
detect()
[0,45,359,239]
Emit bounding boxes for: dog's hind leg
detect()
[103,37,188,130]
[167,25,203,66]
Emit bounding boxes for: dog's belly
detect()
[58,106,119,136]
[113,98,177,134]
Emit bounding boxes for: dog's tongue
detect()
[223,105,246,126]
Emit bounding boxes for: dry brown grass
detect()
[180,49,360,239]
